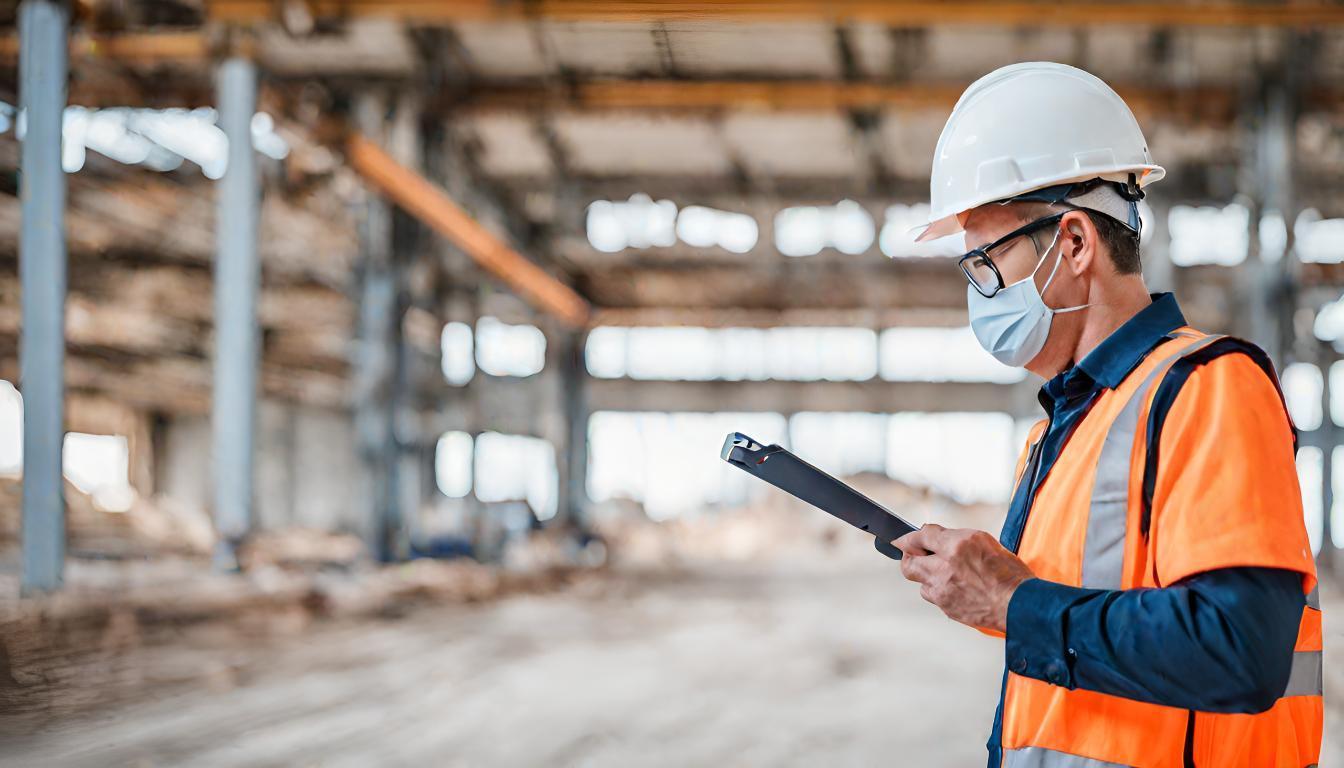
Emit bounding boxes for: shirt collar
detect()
[1075,292,1187,390]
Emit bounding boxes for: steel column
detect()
[1142,201,1175,295]
[19,0,69,594]
[352,92,411,562]
[1320,343,1338,572]
[559,330,590,526]
[211,57,261,569]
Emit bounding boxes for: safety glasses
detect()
[957,212,1067,298]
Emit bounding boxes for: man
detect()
[892,62,1323,767]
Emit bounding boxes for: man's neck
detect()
[1071,276,1154,364]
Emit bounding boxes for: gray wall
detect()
[158,401,374,544]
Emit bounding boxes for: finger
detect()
[919,582,937,605]
[893,529,932,556]
[916,523,951,553]
[917,523,969,557]
[900,552,932,583]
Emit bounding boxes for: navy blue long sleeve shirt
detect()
[986,293,1306,766]
[1006,567,1303,713]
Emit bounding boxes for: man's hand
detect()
[893,523,1035,633]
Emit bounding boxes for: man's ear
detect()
[1060,211,1095,277]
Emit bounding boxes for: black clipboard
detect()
[720,432,918,560]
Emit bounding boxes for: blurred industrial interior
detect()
[2,2,1344,765]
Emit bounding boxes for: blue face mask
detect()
[966,226,1092,368]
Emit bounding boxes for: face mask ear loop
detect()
[1037,225,1066,294]
[1004,223,1060,290]
[1039,224,1094,315]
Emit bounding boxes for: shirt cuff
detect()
[1005,577,1087,689]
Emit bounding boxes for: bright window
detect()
[1331,361,1344,427]
[788,412,888,478]
[879,326,1026,383]
[586,409,1024,520]
[63,432,134,512]
[475,432,557,520]
[675,205,759,253]
[775,200,875,257]
[585,326,877,382]
[1298,446,1324,556]
[1282,362,1323,431]
[475,317,546,378]
[0,381,20,476]
[587,411,788,521]
[886,412,1017,504]
[1168,203,1248,267]
[879,203,963,258]
[1296,209,1344,264]
[434,431,473,498]
[440,321,475,386]
[585,194,678,252]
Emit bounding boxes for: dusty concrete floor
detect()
[1,558,1005,767]
[1,556,1340,767]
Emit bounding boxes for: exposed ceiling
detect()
[5,4,1344,321]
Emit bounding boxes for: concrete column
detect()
[211,58,261,569]
[19,0,69,594]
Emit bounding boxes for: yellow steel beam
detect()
[204,0,1344,27]
[346,133,591,329]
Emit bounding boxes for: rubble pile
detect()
[592,473,1005,568]
[0,476,215,559]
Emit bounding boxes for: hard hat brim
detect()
[910,214,963,243]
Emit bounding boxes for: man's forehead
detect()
[962,203,1024,243]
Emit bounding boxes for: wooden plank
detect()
[0,173,359,288]
[0,353,350,415]
[346,132,591,328]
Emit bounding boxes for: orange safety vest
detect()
[1001,328,1322,767]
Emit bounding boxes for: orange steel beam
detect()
[561,81,962,110]
[205,0,1344,27]
[0,31,210,63]
[346,133,591,329]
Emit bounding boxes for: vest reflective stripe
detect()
[1082,333,1225,589]
[1003,746,1131,767]
[1284,650,1324,698]
[1306,585,1320,610]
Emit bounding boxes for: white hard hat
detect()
[914,61,1164,243]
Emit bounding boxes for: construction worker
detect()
[892,62,1323,767]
